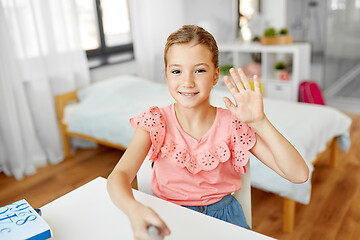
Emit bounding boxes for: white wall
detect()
[261,0,287,29]
[183,0,238,43]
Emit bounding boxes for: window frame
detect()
[86,0,134,66]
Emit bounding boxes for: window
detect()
[75,0,134,68]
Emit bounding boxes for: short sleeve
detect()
[129,107,166,161]
[229,117,257,174]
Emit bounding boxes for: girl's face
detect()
[165,43,219,109]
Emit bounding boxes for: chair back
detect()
[137,157,154,195]
[137,157,252,227]
[232,162,252,228]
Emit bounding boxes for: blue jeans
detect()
[183,194,251,230]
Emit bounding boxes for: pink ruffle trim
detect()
[130,106,166,161]
[131,107,256,174]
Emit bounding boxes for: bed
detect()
[55,74,352,232]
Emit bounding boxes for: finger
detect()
[158,221,171,236]
[253,75,262,94]
[229,68,244,91]
[237,68,252,90]
[223,75,239,98]
[223,97,237,115]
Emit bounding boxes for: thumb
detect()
[223,97,236,115]
[148,214,171,237]
[158,223,171,237]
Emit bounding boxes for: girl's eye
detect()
[196,69,206,73]
[171,70,181,74]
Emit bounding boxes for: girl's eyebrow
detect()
[195,63,209,67]
[168,64,181,68]
[168,63,209,67]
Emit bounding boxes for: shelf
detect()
[218,42,311,102]
[218,42,310,53]
[267,79,293,85]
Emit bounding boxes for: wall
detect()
[261,0,287,29]
[183,0,238,43]
[286,0,327,53]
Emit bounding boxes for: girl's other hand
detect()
[223,68,265,124]
[128,202,171,240]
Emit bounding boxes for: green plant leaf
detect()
[264,28,276,37]
[279,28,288,35]
[274,62,287,70]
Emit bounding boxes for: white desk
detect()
[41,177,276,239]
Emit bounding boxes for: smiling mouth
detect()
[179,92,199,96]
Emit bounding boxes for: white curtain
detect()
[129,0,184,83]
[0,0,90,180]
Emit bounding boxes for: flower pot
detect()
[260,35,293,45]
[274,70,290,81]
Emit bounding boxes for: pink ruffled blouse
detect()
[130,104,256,206]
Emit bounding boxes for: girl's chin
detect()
[175,99,210,109]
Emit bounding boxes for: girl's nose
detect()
[183,73,195,87]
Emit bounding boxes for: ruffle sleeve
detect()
[129,106,165,161]
[228,118,256,174]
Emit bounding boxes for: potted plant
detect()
[274,62,290,80]
[274,62,286,70]
[260,27,293,45]
[217,65,234,88]
[219,65,234,76]
[264,28,277,37]
[279,28,288,35]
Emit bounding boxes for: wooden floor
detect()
[1,113,359,240]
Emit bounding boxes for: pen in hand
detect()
[34,208,42,216]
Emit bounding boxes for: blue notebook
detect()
[0,199,51,240]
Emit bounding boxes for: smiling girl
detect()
[107,25,309,240]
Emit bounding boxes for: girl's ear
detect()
[213,67,220,86]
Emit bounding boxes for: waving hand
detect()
[223,68,265,124]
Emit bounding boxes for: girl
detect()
[107,25,309,240]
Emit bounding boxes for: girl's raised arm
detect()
[107,126,171,239]
[223,68,309,183]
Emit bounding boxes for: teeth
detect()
[180,92,197,96]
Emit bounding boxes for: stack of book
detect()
[0,199,51,240]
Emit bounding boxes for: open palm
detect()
[223,68,265,124]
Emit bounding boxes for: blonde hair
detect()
[164,25,219,69]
